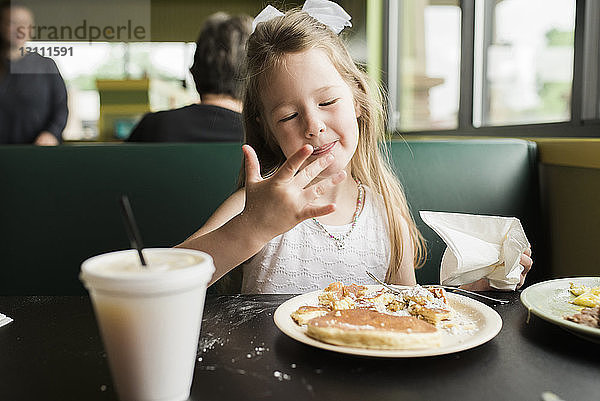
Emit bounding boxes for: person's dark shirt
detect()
[127,103,243,142]
[0,52,68,144]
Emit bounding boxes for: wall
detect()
[25,0,367,43]
[150,0,262,42]
[536,139,600,277]
[23,0,262,43]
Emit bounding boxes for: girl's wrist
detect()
[231,211,274,252]
[459,278,491,291]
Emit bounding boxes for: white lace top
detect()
[241,186,391,294]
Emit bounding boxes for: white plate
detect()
[273,285,502,357]
[520,277,600,343]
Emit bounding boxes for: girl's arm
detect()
[175,188,263,286]
[176,144,346,286]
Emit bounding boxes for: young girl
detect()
[177,3,532,293]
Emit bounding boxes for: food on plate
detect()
[564,306,600,329]
[290,281,475,350]
[401,286,454,325]
[306,309,441,350]
[318,282,368,310]
[316,281,454,325]
[563,282,600,328]
[568,282,600,308]
[291,305,330,325]
[568,282,590,296]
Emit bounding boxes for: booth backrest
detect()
[1,143,241,295]
[390,139,543,285]
[0,139,544,295]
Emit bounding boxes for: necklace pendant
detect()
[336,241,346,250]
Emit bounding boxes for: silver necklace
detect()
[312,180,364,250]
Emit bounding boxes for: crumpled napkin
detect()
[419,211,530,290]
[0,312,13,328]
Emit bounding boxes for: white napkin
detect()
[0,312,13,328]
[419,211,530,290]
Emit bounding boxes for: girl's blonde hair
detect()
[240,10,426,282]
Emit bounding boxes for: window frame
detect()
[382,0,600,137]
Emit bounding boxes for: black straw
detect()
[119,194,147,266]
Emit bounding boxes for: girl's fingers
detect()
[242,144,262,184]
[293,153,335,188]
[299,203,337,221]
[275,145,313,182]
[520,253,533,274]
[518,273,527,289]
[304,170,347,203]
[517,251,533,289]
[298,171,346,220]
[524,246,532,257]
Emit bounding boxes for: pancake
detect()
[290,305,330,325]
[306,309,441,350]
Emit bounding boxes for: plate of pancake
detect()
[273,282,502,357]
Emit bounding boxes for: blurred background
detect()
[16,0,594,141]
[3,0,598,280]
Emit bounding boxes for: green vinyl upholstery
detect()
[0,139,544,295]
[0,143,242,295]
[389,139,543,285]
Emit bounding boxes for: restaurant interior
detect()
[1,1,599,400]
[8,0,597,279]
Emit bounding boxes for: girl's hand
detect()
[517,245,533,289]
[460,245,533,291]
[241,144,346,242]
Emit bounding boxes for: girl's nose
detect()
[304,115,326,138]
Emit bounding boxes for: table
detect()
[0,292,598,401]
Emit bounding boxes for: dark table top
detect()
[0,292,598,401]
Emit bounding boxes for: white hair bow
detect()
[252,0,352,34]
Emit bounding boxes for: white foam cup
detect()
[80,248,215,401]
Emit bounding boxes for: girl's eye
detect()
[279,113,297,122]
[319,98,339,107]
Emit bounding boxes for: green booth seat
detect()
[1,143,242,295]
[0,139,545,295]
[390,139,543,286]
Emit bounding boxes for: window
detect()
[387,0,461,131]
[38,41,196,140]
[383,0,598,136]
[473,0,575,127]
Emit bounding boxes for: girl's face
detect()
[260,48,360,178]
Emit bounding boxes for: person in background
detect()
[0,2,68,145]
[127,12,252,142]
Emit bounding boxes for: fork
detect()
[365,271,509,304]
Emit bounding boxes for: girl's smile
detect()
[311,140,338,156]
